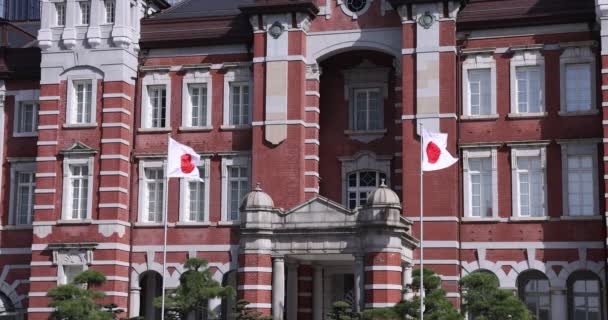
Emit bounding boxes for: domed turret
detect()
[366,180,401,207]
[240,183,275,211]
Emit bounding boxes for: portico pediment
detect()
[280,196,357,229]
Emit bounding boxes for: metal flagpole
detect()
[419,122,424,320]
[160,134,170,320]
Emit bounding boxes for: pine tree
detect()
[326,300,360,320]
[232,299,272,320]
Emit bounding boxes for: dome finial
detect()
[380,179,387,187]
[255,182,262,191]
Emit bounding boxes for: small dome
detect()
[367,180,401,206]
[240,183,275,210]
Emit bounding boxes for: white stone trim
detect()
[101,122,131,130]
[364,284,402,290]
[100,154,130,162]
[101,138,130,145]
[511,146,547,218]
[238,285,273,290]
[37,141,58,146]
[221,155,251,222]
[238,267,273,273]
[99,187,129,194]
[223,67,252,126]
[100,171,129,177]
[559,141,600,217]
[179,157,211,223]
[61,156,94,221]
[462,54,497,117]
[103,108,131,115]
[510,50,545,114]
[141,71,171,129]
[102,93,131,101]
[138,159,167,223]
[364,266,402,272]
[462,147,499,219]
[182,69,212,128]
[39,110,60,115]
[559,47,597,114]
[37,125,59,130]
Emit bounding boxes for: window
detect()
[347,171,386,209]
[565,64,592,112]
[221,156,250,221]
[60,264,85,285]
[569,273,602,320]
[180,159,210,223]
[518,271,550,320]
[147,85,167,128]
[14,101,38,136]
[78,1,90,25]
[55,2,65,26]
[68,79,94,125]
[2,0,40,21]
[188,84,208,127]
[229,83,250,126]
[139,161,166,223]
[511,147,546,218]
[467,69,491,115]
[515,66,542,113]
[561,143,598,217]
[62,157,93,221]
[9,163,35,226]
[104,0,115,24]
[463,149,496,218]
[353,88,382,131]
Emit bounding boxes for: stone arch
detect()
[461,261,510,288]
[59,65,105,80]
[0,281,21,310]
[312,40,402,63]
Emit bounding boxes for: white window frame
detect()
[338,151,392,207]
[509,51,545,116]
[76,0,90,26]
[181,70,212,129]
[462,54,497,118]
[10,89,40,137]
[510,145,548,219]
[8,162,36,226]
[66,76,97,126]
[179,157,211,224]
[559,141,599,217]
[343,60,389,134]
[141,72,171,130]
[559,47,597,115]
[337,0,373,19]
[351,87,383,131]
[138,160,167,223]
[222,68,252,129]
[104,0,115,24]
[462,148,498,219]
[54,1,65,27]
[220,155,251,222]
[61,156,94,221]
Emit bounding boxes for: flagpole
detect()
[160,134,170,320]
[419,122,424,320]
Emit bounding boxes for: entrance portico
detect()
[238,183,418,319]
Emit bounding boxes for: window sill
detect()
[220,125,252,131]
[507,112,548,119]
[461,217,502,223]
[63,123,98,129]
[138,128,172,133]
[460,114,499,121]
[57,219,93,225]
[217,221,240,227]
[558,110,599,117]
[179,126,213,132]
[508,216,550,222]
[13,132,38,138]
[344,129,387,143]
[0,225,33,231]
[560,215,602,221]
[175,221,214,227]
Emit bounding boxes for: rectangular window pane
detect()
[14,170,34,225]
[228,165,249,220]
[568,154,595,216]
[56,2,65,26]
[516,66,542,113]
[70,164,89,220]
[468,69,491,115]
[353,88,383,131]
[517,155,544,217]
[105,0,115,23]
[468,157,493,217]
[189,84,207,127]
[17,102,38,134]
[145,168,164,222]
[73,80,93,124]
[148,86,167,128]
[79,1,90,25]
[566,64,592,112]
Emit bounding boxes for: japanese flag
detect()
[167,137,203,181]
[421,127,458,172]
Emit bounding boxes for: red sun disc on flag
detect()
[180,154,195,173]
[426,142,441,164]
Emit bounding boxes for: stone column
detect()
[364,252,403,308]
[287,262,298,320]
[354,255,364,312]
[551,289,567,320]
[403,263,413,300]
[313,265,323,320]
[273,256,285,320]
[128,287,141,318]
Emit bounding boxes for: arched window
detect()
[568,271,602,320]
[517,270,550,320]
[221,271,237,320]
[140,271,163,320]
[0,292,18,320]
[347,170,387,209]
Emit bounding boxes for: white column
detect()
[286,262,298,320]
[551,289,568,320]
[313,265,323,320]
[354,255,364,312]
[273,256,285,320]
[86,0,102,47]
[128,287,141,318]
[111,0,132,47]
[62,0,77,49]
[403,263,413,300]
[208,298,222,319]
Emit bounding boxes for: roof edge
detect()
[239,1,319,16]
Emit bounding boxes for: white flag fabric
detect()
[167,137,203,181]
[421,127,458,172]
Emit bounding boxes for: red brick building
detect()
[0,0,607,319]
